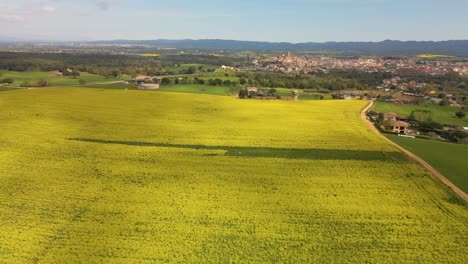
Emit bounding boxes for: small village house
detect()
[134,75,152,83]
[138,83,160,90]
[383,120,410,134]
[381,112,410,134]
[247,87,259,93]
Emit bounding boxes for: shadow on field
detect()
[68,138,406,161]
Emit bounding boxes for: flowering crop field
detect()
[0,88,466,263]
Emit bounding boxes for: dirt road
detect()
[361,101,468,202]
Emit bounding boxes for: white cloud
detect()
[0,14,25,22]
[41,6,56,13]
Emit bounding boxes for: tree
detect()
[223,80,232,87]
[185,67,196,74]
[111,69,121,78]
[37,79,48,87]
[208,79,223,86]
[238,88,248,99]
[439,99,450,106]
[419,120,443,131]
[20,81,31,87]
[441,130,467,143]
[161,78,171,85]
[268,88,277,96]
[455,111,466,119]
[1,78,14,84]
[194,78,205,85]
[71,71,80,79]
[444,71,461,83]
[79,79,87,86]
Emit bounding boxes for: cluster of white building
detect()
[254,53,468,76]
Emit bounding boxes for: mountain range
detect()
[89,39,468,57]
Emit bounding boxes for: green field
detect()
[84,83,330,99]
[0,88,466,262]
[160,85,329,99]
[159,84,234,96]
[373,101,468,127]
[0,70,121,87]
[387,135,468,193]
[299,93,333,100]
[0,87,24,92]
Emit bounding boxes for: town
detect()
[252,52,468,76]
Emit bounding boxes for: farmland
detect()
[0,70,121,87]
[158,84,329,99]
[159,84,234,96]
[387,135,468,193]
[416,54,454,59]
[0,88,466,262]
[373,101,468,127]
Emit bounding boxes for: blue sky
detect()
[1,0,467,42]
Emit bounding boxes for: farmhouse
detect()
[138,83,160,90]
[333,93,357,100]
[221,65,237,71]
[383,120,410,134]
[247,87,259,93]
[134,75,152,83]
[380,112,410,134]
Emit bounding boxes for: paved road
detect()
[361,100,468,202]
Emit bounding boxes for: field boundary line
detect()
[361,100,468,202]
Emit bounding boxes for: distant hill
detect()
[88,39,468,57]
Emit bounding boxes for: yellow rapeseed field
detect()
[416,54,453,59]
[139,53,161,57]
[0,88,466,263]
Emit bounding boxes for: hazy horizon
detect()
[1,0,467,42]
[2,37,468,44]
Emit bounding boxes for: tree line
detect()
[235,71,372,91]
[0,52,243,77]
